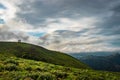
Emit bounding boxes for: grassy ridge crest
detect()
[0,42,89,69]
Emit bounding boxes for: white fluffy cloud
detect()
[0,0,20,21]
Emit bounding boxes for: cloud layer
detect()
[0,0,120,53]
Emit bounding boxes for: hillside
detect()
[0,42,89,69]
[0,42,120,80]
[77,53,120,72]
[0,54,120,80]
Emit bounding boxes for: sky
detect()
[0,0,120,53]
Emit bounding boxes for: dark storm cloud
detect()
[17,0,118,25]
[97,3,120,34]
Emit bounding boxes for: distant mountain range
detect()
[70,52,120,72]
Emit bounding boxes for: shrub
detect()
[38,74,54,80]
[24,77,34,80]
[64,67,72,72]
[4,59,19,65]
[4,64,18,71]
[35,67,43,72]
[26,73,55,80]
[53,72,68,79]
[0,65,4,72]
[25,67,32,71]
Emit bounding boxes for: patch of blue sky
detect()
[0,3,6,9]
[0,18,5,24]
[28,32,46,37]
[111,41,120,47]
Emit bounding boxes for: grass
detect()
[0,42,120,80]
[0,54,120,80]
[0,42,89,69]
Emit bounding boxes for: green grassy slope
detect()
[0,54,120,80]
[0,42,89,69]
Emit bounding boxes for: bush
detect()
[4,59,19,65]
[0,65,4,72]
[25,67,32,71]
[53,71,68,79]
[26,73,55,80]
[64,67,72,72]
[38,74,55,80]
[4,64,18,71]
[35,67,43,72]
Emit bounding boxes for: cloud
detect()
[39,29,120,52]
[0,0,120,53]
[0,0,37,43]
[0,0,20,21]
[0,25,28,41]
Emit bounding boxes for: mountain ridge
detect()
[0,42,90,69]
[76,53,120,72]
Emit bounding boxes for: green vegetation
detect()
[0,42,120,80]
[0,42,89,69]
[0,54,120,80]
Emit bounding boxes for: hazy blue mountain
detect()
[70,51,117,58]
[70,52,120,72]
